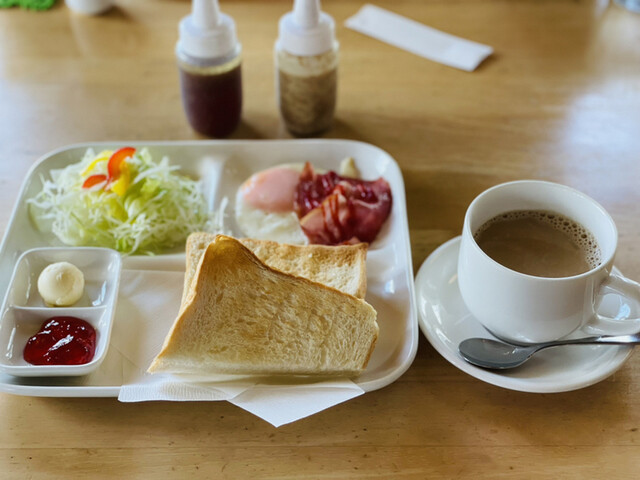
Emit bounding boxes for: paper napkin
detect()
[345,4,493,71]
[111,270,365,427]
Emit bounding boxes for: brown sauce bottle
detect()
[177,51,242,138]
[176,0,242,138]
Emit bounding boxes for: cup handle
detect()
[582,273,640,335]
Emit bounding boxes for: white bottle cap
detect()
[277,0,335,56]
[177,0,239,60]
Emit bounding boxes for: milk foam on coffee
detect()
[473,210,601,278]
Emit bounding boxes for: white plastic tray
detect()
[0,140,418,397]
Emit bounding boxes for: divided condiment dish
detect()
[0,247,122,377]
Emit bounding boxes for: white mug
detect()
[458,180,640,344]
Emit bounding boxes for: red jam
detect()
[23,316,97,366]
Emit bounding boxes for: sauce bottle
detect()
[176,0,242,138]
[275,0,338,137]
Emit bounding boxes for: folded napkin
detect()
[112,270,364,427]
[346,4,493,71]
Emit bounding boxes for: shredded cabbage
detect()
[28,148,223,255]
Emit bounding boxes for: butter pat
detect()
[37,262,85,307]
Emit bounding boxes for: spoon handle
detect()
[538,332,640,349]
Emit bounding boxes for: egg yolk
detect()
[240,167,301,213]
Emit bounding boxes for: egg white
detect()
[235,164,308,245]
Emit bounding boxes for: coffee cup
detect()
[458,180,640,344]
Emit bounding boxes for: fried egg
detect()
[235,163,308,244]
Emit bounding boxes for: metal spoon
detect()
[458,333,640,369]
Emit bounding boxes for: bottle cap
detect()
[277,0,335,56]
[177,0,239,60]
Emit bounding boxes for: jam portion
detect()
[23,316,97,366]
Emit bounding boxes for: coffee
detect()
[473,210,601,278]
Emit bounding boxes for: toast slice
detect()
[150,235,378,377]
[182,232,367,303]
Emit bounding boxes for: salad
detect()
[28,147,218,254]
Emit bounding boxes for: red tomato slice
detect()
[107,147,136,180]
[82,174,108,189]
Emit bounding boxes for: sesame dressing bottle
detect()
[275,0,338,136]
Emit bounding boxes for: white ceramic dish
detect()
[0,247,121,376]
[0,140,417,396]
[416,236,634,393]
[65,0,113,16]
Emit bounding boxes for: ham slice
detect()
[294,163,392,245]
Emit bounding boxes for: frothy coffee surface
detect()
[474,210,601,278]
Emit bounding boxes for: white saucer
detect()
[415,236,635,393]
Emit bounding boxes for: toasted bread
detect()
[149,235,378,377]
[182,232,367,303]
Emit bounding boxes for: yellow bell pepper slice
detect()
[81,150,113,177]
[109,162,130,197]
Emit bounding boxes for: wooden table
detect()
[1,0,640,477]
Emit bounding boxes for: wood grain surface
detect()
[1,0,640,478]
